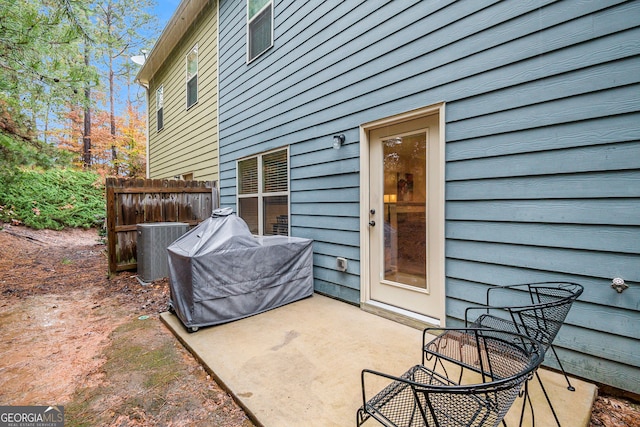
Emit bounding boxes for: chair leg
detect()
[518,379,536,427]
[535,371,561,427]
[549,344,575,391]
[356,407,366,427]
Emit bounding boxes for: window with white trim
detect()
[247,0,273,62]
[156,85,164,131]
[186,45,198,108]
[237,148,289,235]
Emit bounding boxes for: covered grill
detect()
[167,209,313,331]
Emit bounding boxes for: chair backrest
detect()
[499,283,583,348]
[417,328,544,427]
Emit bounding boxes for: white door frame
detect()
[359,103,446,327]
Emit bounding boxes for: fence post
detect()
[105,177,118,276]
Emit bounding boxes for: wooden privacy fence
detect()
[106,177,218,275]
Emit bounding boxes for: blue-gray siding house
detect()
[217,0,640,394]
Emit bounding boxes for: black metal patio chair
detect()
[464,281,584,426]
[357,328,544,427]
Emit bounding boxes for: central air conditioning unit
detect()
[137,222,189,283]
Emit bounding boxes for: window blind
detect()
[263,149,287,193]
[238,157,258,194]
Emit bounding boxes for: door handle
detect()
[369,220,376,226]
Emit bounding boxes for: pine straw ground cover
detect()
[0,224,637,426]
[0,224,252,427]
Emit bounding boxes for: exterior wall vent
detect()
[137,222,190,283]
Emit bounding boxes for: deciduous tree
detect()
[92,0,156,174]
[0,0,156,178]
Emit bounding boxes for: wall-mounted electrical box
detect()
[336,257,348,272]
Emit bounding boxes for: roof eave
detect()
[136,0,211,86]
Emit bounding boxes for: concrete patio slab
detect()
[161,293,597,427]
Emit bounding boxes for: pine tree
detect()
[92,0,157,175]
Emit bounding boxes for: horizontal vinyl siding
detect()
[440,0,640,393]
[147,0,219,181]
[218,0,640,392]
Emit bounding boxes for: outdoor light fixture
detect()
[333,134,345,149]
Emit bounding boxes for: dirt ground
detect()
[0,224,253,426]
[0,225,637,426]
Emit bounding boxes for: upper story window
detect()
[156,85,164,131]
[186,45,198,109]
[237,148,289,235]
[247,0,273,62]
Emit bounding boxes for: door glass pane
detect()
[382,133,427,289]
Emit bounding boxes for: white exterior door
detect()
[362,108,445,326]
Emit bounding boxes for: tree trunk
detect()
[83,41,91,168]
[109,30,118,175]
[44,103,50,145]
[83,95,91,167]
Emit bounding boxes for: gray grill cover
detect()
[167,213,313,329]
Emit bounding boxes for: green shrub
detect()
[0,131,72,172]
[0,168,105,230]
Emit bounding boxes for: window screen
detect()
[248,0,273,62]
[186,45,198,108]
[156,86,164,131]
